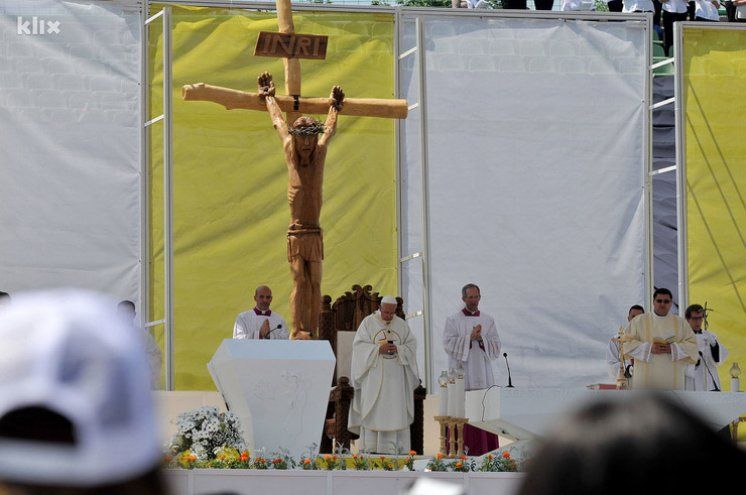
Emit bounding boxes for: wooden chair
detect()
[318,284,426,454]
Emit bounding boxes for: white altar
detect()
[465,388,746,440]
[208,339,336,458]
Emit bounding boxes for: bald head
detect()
[254,285,272,311]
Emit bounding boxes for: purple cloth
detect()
[445,423,499,456]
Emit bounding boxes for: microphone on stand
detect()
[699,351,720,392]
[265,324,283,338]
[503,352,514,388]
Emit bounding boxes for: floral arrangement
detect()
[164,410,520,473]
[349,453,369,470]
[476,451,518,472]
[167,450,519,472]
[424,451,518,473]
[168,407,246,462]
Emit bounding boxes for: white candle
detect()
[439,384,449,416]
[447,369,458,417]
[732,378,740,393]
[455,372,466,418]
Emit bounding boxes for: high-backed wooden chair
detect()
[318,285,426,454]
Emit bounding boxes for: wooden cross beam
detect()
[181,0,408,121]
[182,83,407,119]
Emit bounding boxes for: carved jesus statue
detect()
[257,72,344,340]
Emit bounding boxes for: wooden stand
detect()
[434,416,469,457]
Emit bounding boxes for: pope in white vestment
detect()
[348,296,419,454]
[443,308,501,390]
[623,291,697,390]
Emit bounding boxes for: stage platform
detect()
[164,469,524,495]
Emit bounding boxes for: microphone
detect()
[503,352,514,388]
[266,323,283,338]
[699,351,720,392]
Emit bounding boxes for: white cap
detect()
[0,290,162,487]
[381,295,398,306]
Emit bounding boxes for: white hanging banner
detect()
[0,0,142,304]
[400,13,649,388]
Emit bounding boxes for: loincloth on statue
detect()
[287,227,323,262]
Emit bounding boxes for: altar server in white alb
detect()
[623,288,698,390]
[348,295,419,454]
[233,285,289,340]
[684,304,728,392]
[443,283,501,390]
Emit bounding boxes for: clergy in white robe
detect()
[442,294,501,390]
[623,289,697,390]
[348,296,419,454]
[684,304,728,391]
[606,305,645,381]
[117,299,162,388]
[232,285,289,340]
[442,284,501,455]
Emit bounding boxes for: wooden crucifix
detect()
[182,0,407,340]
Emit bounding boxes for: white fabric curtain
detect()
[399,13,649,388]
[0,1,142,305]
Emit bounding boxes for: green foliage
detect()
[398,0,453,7]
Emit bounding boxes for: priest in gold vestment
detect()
[623,288,698,390]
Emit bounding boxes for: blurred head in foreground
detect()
[518,393,746,495]
[0,290,168,495]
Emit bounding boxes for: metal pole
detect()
[674,22,688,316]
[643,12,654,309]
[394,8,403,302]
[415,15,432,391]
[163,7,175,390]
[140,0,151,334]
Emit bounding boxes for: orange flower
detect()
[409,450,417,456]
[273,458,282,464]
[303,458,312,465]
[332,455,338,461]
[187,454,197,462]
[502,451,511,459]
[455,461,463,469]
[163,455,173,462]
[240,452,249,462]
[436,452,444,460]
[487,454,494,460]
[459,454,467,461]
[352,454,358,459]
[323,454,332,461]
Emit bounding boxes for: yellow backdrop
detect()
[682,26,746,391]
[148,6,398,389]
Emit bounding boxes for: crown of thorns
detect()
[288,121,326,136]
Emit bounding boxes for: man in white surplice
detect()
[623,288,698,390]
[233,285,289,340]
[443,284,501,390]
[684,303,728,392]
[348,295,419,454]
